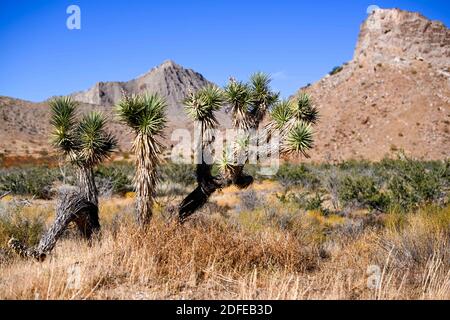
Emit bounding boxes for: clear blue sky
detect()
[0,0,448,102]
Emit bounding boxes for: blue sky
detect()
[0,0,448,102]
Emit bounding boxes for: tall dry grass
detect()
[0,201,448,300]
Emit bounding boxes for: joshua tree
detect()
[179,73,318,221]
[9,97,117,260]
[116,93,167,226]
[179,85,224,219]
[50,97,117,205]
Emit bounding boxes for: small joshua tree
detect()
[116,93,167,226]
[50,97,117,205]
[50,97,116,237]
[179,73,318,221]
[9,97,117,260]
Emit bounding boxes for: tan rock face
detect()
[355,9,450,71]
[294,8,450,162]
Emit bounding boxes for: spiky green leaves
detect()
[249,72,280,123]
[284,122,314,157]
[116,93,167,136]
[222,73,279,130]
[184,85,224,129]
[224,81,252,129]
[116,93,168,226]
[49,97,78,154]
[76,112,117,166]
[266,93,318,157]
[291,93,319,125]
[269,100,293,130]
[49,97,117,166]
[217,146,235,177]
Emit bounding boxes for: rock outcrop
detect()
[295,8,449,162]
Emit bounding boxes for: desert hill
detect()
[297,8,449,162]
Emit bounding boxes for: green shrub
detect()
[95,165,133,195]
[159,163,196,187]
[0,202,45,247]
[386,159,448,211]
[329,65,343,76]
[276,190,328,214]
[0,167,60,199]
[275,164,321,189]
[304,192,327,212]
[339,175,390,211]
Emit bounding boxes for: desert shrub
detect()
[239,190,263,211]
[339,175,390,211]
[0,201,46,247]
[275,164,321,189]
[386,159,448,211]
[159,163,196,187]
[0,167,60,199]
[329,65,343,75]
[95,165,133,196]
[275,190,328,215]
[304,192,327,212]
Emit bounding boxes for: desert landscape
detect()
[0,8,449,300]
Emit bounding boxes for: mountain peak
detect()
[355,8,449,70]
[159,59,179,68]
[70,60,216,120]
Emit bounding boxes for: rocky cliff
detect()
[296,8,449,162]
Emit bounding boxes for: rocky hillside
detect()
[0,96,128,161]
[297,8,449,162]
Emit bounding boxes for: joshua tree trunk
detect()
[75,166,100,234]
[8,191,99,261]
[179,121,246,222]
[77,165,98,206]
[179,161,220,222]
[134,133,160,226]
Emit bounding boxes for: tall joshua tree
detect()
[116,93,167,226]
[179,73,318,222]
[179,85,224,220]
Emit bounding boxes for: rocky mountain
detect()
[71,60,218,124]
[0,61,231,163]
[296,8,449,162]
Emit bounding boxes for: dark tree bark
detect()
[179,162,220,222]
[178,161,253,222]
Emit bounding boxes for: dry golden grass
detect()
[0,196,448,300]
